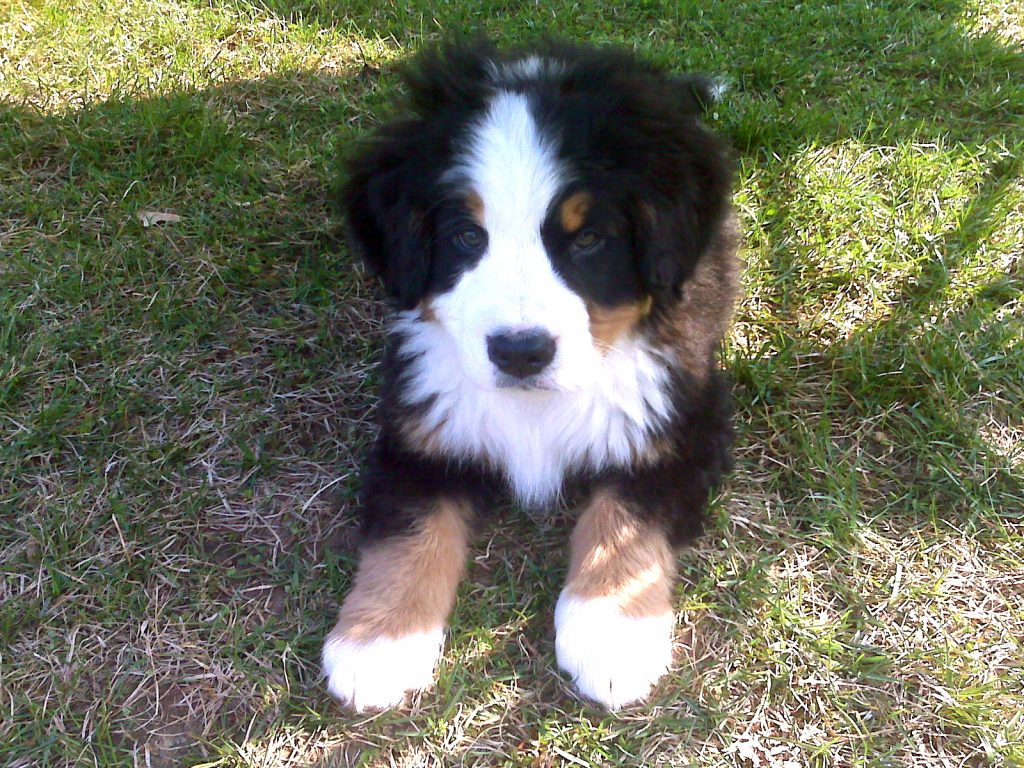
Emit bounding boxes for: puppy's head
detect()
[342,42,732,392]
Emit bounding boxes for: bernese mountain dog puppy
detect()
[323,40,739,712]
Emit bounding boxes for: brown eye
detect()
[572,229,604,254]
[454,227,487,252]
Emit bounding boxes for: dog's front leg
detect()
[323,495,473,711]
[555,488,678,710]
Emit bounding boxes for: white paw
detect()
[322,628,444,711]
[554,592,674,710]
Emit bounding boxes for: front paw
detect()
[322,628,444,711]
[554,592,674,710]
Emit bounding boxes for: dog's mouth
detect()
[494,373,558,392]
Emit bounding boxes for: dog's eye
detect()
[571,229,604,255]
[453,227,487,253]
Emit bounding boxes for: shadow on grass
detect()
[741,145,1024,540]
[1,0,1022,765]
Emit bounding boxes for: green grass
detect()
[2,0,1022,765]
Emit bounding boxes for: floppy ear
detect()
[635,141,733,303]
[342,124,432,310]
[631,70,732,302]
[342,40,501,309]
[636,199,698,302]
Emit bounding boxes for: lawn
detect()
[1,0,1022,766]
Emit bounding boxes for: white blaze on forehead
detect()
[457,90,564,244]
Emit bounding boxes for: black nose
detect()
[487,330,557,379]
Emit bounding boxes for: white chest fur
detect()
[393,313,674,507]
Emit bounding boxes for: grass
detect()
[1,0,1022,765]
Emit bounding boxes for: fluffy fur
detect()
[323,39,740,711]
[554,594,675,710]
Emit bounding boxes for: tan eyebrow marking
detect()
[559,191,593,233]
[466,190,485,225]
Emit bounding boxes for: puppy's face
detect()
[421,92,649,392]
[342,45,731,393]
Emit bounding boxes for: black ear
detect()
[342,123,432,310]
[635,134,733,302]
[636,199,699,302]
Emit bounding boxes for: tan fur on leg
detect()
[564,489,675,618]
[327,498,472,644]
[555,490,678,708]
